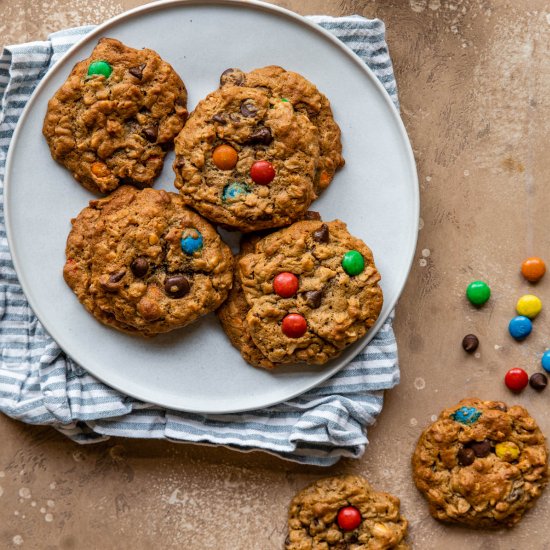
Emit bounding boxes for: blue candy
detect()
[222,182,249,201]
[451,406,482,425]
[541,350,550,373]
[508,315,532,340]
[181,228,203,255]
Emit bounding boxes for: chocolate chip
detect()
[529,372,548,391]
[143,126,158,142]
[240,102,258,117]
[457,447,475,466]
[284,535,291,546]
[212,114,227,124]
[175,96,185,107]
[130,257,149,278]
[109,269,126,283]
[462,334,479,353]
[245,127,272,145]
[303,211,321,221]
[220,68,244,86]
[164,275,190,298]
[129,63,146,80]
[102,269,126,291]
[469,439,492,458]
[304,290,323,309]
[492,402,508,412]
[228,113,240,123]
[312,224,329,243]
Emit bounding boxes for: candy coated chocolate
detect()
[273,272,299,298]
[212,144,238,170]
[521,257,546,282]
[504,367,529,391]
[342,250,365,276]
[466,280,491,306]
[457,447,476,466]
[516,294,542,319]
[281,313,307,338]
[250,160,275,185]
[87,60,112,78]
[508,316,532,340]
[451,406,481,425]
[181,228,203,255]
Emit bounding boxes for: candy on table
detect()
[281,313,307,338]
[495,441,520,462]
[222,182,249,201]
[516,294,542,319]
[504,367,529,391]
[451,406,481,425]
[529,372,548,391]
[250,160,275,185]
[466,280,491,306]
[337,506,362,531]
[521,257,546,282]
[212,144,238,170]
[181,228,203,255]
[342,250,365,276]
[541,350,550,373]
[273,272,299,298]
[87,60,112,78]
[508,315,532,340]
[462,334,479,353]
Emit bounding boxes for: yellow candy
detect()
[516,294,542,319]
[495,441,520,462]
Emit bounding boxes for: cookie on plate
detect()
[412,398,549,529]
[285,475,409,550]
[230,219,382,366]
[64,186,233,336]
[173,81,320,231]
[43,38,188,194]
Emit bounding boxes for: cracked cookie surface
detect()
[286,475,409,550]
[43,37,188,194]
[64,186,233,336]
[412,397,549,528]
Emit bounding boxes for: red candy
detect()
[273,272,299,298]
[281,314,307,338]
[250,160,275,185]
[337,506,362,531]
[504,368,529,392]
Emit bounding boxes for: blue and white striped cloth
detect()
[0,16,400,466]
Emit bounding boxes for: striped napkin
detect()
[0,16,400,466]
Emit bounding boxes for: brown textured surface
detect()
[412,398,548,528]
[286,475,409,549]
[43,37,187,193]
[2,1,550,549]
[64,186,233,336]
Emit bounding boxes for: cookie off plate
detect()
[4,0,418,413]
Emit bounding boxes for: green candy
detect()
[466,280,491,306]
[342,250,365,276]
[280,98,289,102]
[87,60,112,78]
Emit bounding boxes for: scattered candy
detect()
[337,506,362,531]
[469,439,492,458]
[504,367,529,391]
[273,272,299,298]
[521,257,546,282]
[457,447,475,466]
[87,60,112,78]
[181,228,203,255]
[451,406,481,425]
[212,144,238,170]
[541,350,550,373]
[466,281,491,306]
[508,316,532,340]
[495,441,520,462]
[529,372,548,391]
[312,224,329,243]
[164,275,190,298]
[281,313,307,338]
[250,160,275,185]
[222,182,249,201]
[516,294,542,319]
[130,257,148,278]
[462,334,479,353]
[342,250,365,276]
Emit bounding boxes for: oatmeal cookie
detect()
[412,398,549,528]
[285,475,409,550]
[237,220,383,365]
[173,82,320,231]
[64,186,233,336]
[43,38,187,194]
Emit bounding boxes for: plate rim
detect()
[4,0,419,413]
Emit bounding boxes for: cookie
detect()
[43,38,188,194]
[173,82,320,231]
[412,398,549,528]
[236,220,383,365]
[285,475,409,550]
[63,186,233,336]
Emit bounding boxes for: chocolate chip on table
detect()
[219,68,244,86]
[304,290,323,309]
[128,63,146,80]
[245,127,272,145]
[240,101,258,117]
[529,372,548,391]
[457,447,476,466]
[469,439,492,458]
[462,334,479,353]
[130,257,149,278]
[312,223,329,243]
[212,113,227,124]
[142,126,158,142]
[164,275,190,298]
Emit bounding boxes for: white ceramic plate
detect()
[5,0,418,413]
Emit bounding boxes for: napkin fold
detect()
[0,16,400,466]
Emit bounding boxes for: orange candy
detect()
[91,161,110,178]
[212,144,238,170]
[521,257,546,282]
